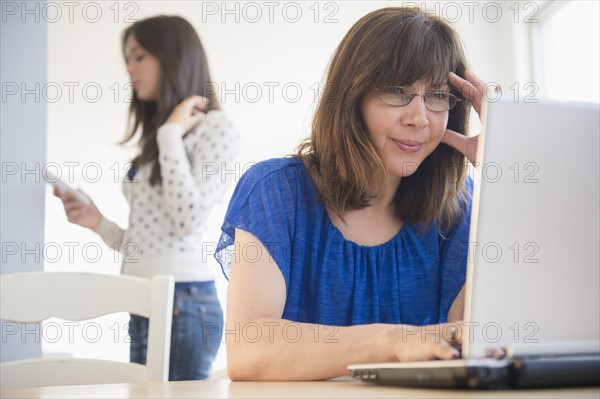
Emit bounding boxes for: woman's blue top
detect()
[215,157,471,326]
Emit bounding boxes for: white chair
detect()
[0,272,174,389]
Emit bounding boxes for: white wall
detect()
[41,1,530,369]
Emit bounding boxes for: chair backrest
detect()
[0,272,174,389]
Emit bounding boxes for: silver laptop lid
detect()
[463,100,600,358]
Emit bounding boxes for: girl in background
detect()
[55,15,238,380]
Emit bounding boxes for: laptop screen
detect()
[463,100,600,358]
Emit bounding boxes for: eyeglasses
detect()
[377,86,460,112]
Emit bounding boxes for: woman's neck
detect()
[367,175,401,211]
[329,176,404,246]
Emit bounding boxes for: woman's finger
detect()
[185,95,209,112]
[464,69,487,92]
[64,202,85,213]
[442,129,478,166]
[444,321,464,345]
[191,110,205,125]
[449,72,484,114]
[449,71,483,97]
[185,96,208,127]
[61,190,78,201]
[66,209,81,220]
[441,129,477,163]
[451,69,492,113]
[434,342,461,360]
[466,70,502,101]
[62,191,88,206]
[165,96,209,134]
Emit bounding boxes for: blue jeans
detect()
[129,281,223,381]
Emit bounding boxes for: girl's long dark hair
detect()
[121,15,220,185]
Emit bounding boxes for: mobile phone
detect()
[44,171,90,204]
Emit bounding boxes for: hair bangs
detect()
[376,16,461,90]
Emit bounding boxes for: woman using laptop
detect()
[216,7,490,380]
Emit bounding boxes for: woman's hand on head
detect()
[164,95,210,135]
[53,187,102,230]
[441,69,501,166]
[393,322,463,362]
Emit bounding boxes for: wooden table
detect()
[1,378,599,398]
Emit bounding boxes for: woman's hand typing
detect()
[392,322,463,362]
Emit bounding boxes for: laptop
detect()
[349,99,600,389]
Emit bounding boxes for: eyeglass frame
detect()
[376,86,461,112]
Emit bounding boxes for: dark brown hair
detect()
[121,15,220,185]
[297,7,470,231]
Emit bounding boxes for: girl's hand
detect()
[441,69,501,165]
[54,187,102,230]
[164,95,209,135]
[393,322,463,362]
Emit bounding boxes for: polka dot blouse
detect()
[94,110,239,281]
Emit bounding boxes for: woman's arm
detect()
[54,187,126,250]
[226,228,461,381]
[157,106,239,236]
[448,285,465,322]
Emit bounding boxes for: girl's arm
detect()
[157,100,239,236]
[226,228,461,381]
[54,187,126,251]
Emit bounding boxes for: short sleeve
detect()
[215,159,300,283]
[438,176,473,323]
